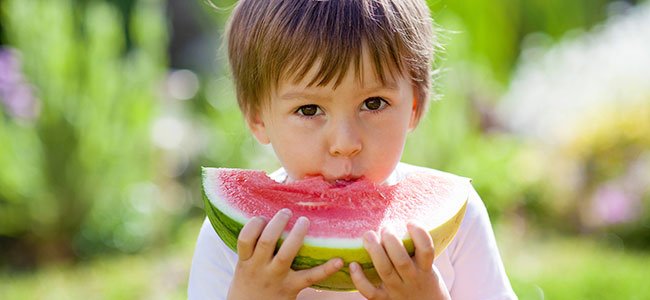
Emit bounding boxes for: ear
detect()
[246,111,271,144]
[407,90,419,131]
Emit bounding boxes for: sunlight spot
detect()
[167,69,199,100]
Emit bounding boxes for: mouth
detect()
[303,174,363,187]
[331,176,362,187]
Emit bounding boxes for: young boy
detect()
[189,0,517,299]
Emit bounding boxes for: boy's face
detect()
[247,52,417,184]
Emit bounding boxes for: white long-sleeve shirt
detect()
[188,163,517,299]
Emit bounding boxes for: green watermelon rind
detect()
[203,191,241,253]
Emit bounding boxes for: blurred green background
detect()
[1,0,649,299]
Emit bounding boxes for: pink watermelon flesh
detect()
[213,168,465,239]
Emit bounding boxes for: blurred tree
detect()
[0,0,168,268]
[107,0,137,50]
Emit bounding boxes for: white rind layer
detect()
[203,168,250,225]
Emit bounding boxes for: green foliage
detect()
[0,0,646,279]
[0,0,648,298]
[0,0,168,263]
[504,233,650,300]
[428,0,622,83]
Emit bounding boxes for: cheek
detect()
[375,129,408,158]
[268,124,322,172]
[365,115,410,157]
[369,108,411,142]
[364,123,409,183]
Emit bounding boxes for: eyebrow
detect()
[279,91,327,101]
[362,80,398,91]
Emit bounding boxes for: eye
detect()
[362,97,388,111]
[296,104,322,117]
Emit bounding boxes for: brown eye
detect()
[297,105,320,116]
[363,97,387,111]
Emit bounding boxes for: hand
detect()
[349,223,451,300]
[227,209,344,300]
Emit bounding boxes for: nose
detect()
[328,118,362,157]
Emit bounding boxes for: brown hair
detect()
[226,0,436,126]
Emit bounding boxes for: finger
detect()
[254,208,292,262]
[350,262,386,299]
[363,231,401,285]
[292,257,343,289]
[273,216,309,269]
[407,223,435,270]
[382,229,417,280]
[237,216,267,261]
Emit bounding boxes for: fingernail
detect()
[334,258,343,268]
[280,208,292,216]
[408,222,424,232]
[363,231,375,243]
[349,262,358,272]
[297,216,309,226]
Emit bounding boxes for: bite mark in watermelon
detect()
[202,167,470,291]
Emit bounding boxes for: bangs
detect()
[279,1,405,88]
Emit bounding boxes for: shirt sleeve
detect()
[188,218,238,300]
[447,188,518,300]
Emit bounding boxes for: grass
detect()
[1,219,649,299]
[0,219,199,300]
[498,224,650,300]
[0,254,188,300]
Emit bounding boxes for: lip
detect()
[331,176,363,187]
[304,173,363,186]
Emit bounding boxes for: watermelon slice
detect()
[202,167,470,291]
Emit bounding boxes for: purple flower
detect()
[0,47,39,121]
[0,48,23,84]
[592,183,641,225]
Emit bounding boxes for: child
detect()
[189,0,517,299]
